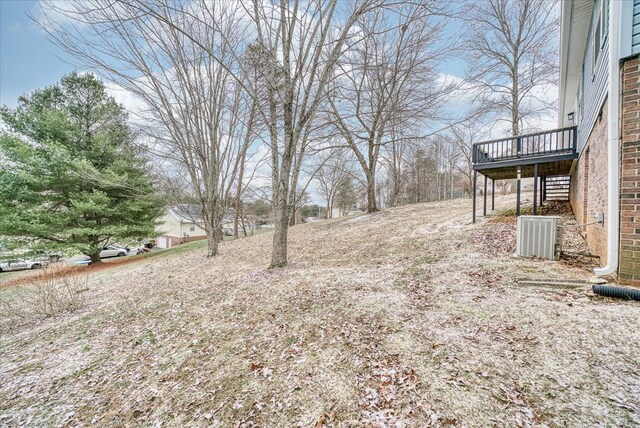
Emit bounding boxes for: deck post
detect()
[483,174,488,216]
[540,175,544,206]
[533,163,538,215]
[516,166,521,216]
[472,170,477,223]
[492,179,495,211]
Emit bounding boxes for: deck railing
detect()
[472,126,577,165]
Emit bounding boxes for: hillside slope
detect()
[1,195,639,427]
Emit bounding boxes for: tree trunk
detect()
[233,198,241,239]
[241,216,247,237]
[366,173,378,213]
[206,227,219,257]
[271,198,289,267]
[204,211,221,257]
[289,203,296,226]
[89,252,102,265]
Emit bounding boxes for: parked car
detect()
[0,259,48,272]
[99,245,128,258]
[34,250,63,263]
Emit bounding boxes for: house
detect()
[156,205,257,248]
[223,208,256,237]
[156,204,207,249]
[472,0,640,285]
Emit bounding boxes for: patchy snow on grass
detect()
[1,194,639,427]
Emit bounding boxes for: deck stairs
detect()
[544,175,571,202]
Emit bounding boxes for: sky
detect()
[1,0,467,111]
[0,0,77,107]
[1,0,559,205]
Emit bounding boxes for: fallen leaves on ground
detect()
[1,194,638,427]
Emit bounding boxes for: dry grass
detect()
[1,194,639,427]
[0,265,88,329]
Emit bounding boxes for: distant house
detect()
[329,207,362,219]
[156,205,256,248]
[472,0,640,285]
[156,204,206,249]
[222,208,256,237]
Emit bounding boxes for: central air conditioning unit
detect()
[516,216,563,260]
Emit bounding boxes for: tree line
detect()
[0,0,558,267]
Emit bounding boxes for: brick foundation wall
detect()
[570,100,609,266]
[619,56,640,285]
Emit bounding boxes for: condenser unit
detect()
[516,216,563,260]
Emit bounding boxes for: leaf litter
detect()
[1,194,639,427]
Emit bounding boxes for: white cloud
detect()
[32,0,87,31]
[103,81,147,119]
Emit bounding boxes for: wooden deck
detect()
[471,126,579,222]
[472,126,578,179]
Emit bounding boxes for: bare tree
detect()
[315,148,353,219]
[465,0,559,137]
[325,3,451,213]
[448,121,486,197]
[380,123,412,208]
[335,176,357,216]
[37,1,258,257]
[244,0,377,266]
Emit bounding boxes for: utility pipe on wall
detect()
[595,0,621,276]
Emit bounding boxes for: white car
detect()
[0,259,48,272]
[99,245,128,258]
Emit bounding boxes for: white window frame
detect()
[592,6,601,80]
[601,0,609,48]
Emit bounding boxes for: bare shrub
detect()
[0,266,88,326]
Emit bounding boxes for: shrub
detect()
[0,266,88,327]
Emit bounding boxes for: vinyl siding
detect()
[576,0,608,153]
[633,0,640,54]
[156,213,206,238]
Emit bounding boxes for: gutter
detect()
[594,0,621,276]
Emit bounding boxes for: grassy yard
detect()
[1,194,639,427]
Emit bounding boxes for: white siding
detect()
[577,0,609,153]
[156,213,206,238]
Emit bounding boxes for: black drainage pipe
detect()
[592,285,640,301]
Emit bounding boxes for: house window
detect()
[601,0,609,47]
[592,0,609,78]
[190,226,195,232]
[578,64,584,120]
[592,17,601,78]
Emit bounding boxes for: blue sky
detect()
[0,0,470,109]
[0,0,75,107]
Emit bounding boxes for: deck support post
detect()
[472,170,477,223]
[516,166,522,216]
[492,179,495,211]
[483,174,488,216]
[540,175,544,207]
[533,164,538,215]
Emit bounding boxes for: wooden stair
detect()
[544,175,570,202]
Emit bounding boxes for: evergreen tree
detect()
[0,73,164,263]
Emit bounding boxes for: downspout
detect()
[595,0,621,276]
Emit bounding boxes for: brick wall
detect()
[570,100,609,266]
[619,56,640,285]
[570,148,588,226]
